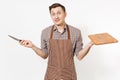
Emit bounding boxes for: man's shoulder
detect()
[42,25,53,33]
[68,24,81,34]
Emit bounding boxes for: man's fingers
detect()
[19,40,33,48]
[19,40,28,46]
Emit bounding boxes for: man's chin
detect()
[54,22,64,26]
[54,23,61,26]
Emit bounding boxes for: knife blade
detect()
[8,35,21,42]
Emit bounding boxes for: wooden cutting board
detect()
[88,33,118,45]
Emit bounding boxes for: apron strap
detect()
[50,24,70,39]
[66,24,70,39]
[50,25,54,39]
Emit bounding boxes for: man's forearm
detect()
[31,45,48,59]
[77,42,93,60]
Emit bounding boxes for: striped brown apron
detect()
[45,25,77,80]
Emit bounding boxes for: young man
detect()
[20,3,93,80]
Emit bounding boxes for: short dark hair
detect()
[49,3,66,13]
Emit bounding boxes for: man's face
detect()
[50,7,66,26]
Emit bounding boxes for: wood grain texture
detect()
[88,33,118,45]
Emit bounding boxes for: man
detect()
[20,3,94,80]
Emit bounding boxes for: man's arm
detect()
[77,42,93,60]
[19,40,48,59]
[31,45,48,59]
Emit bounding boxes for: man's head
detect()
[49,3,67,26]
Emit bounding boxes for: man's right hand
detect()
[19,40,34,48]
[19,40,48,59]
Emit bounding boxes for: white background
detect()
[0,0,120,80]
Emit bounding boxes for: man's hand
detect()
[19,40,48,59]
[19,40,34,48]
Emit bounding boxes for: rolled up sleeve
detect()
[74,30,83,55]
[41,30,48,54]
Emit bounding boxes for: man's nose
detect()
[55,14,59,18]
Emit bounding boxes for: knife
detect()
[8,35,22,42]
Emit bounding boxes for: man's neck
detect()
[55,23,66,33]
[55,23,65,30]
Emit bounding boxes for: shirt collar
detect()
[53,25,67,31]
